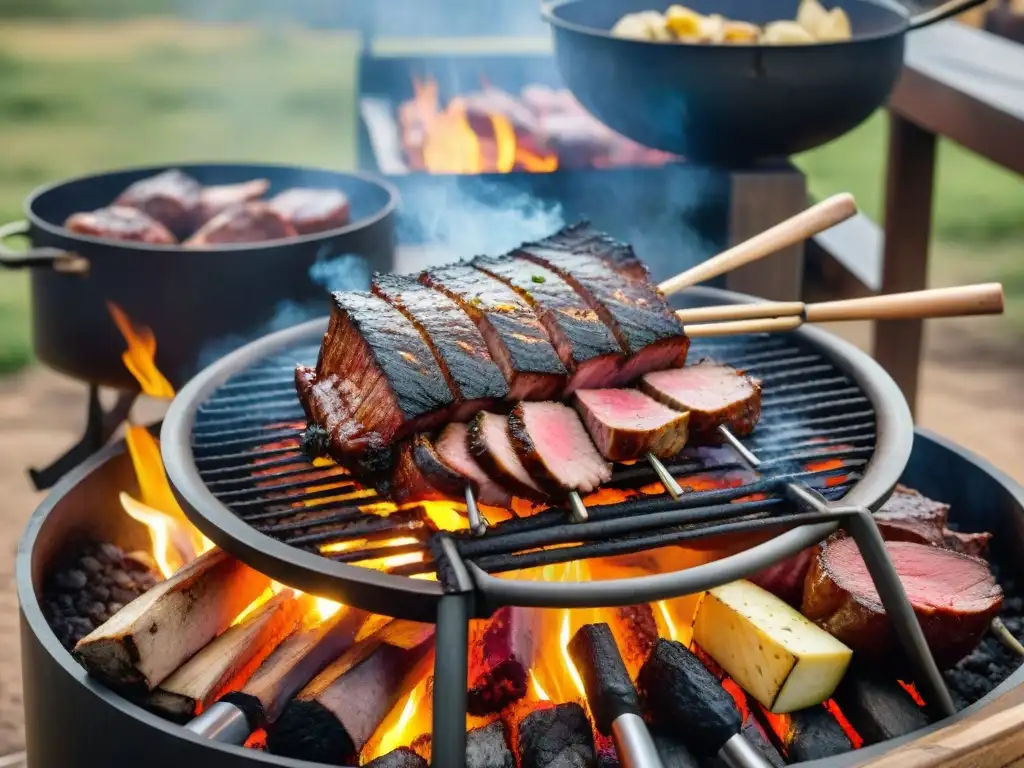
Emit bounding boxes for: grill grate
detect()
[186,331,875,583]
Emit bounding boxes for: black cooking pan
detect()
[542,0,985,163]
[0,163,398,391]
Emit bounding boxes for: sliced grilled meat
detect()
[641,362,762,439]
[302,292,455,460]
[509,402,611,495]
[875,485,991,558]
[473,255,623,393]
[373,273,508,420]
[269,188,351,235]
[435,423,512,507]
[197,179,270,224]
[115,169,202,236]
[64,206,176,244]
[573,388,690,461]
[516,238,688,383]
[421,265,566,399]
[529,221,650,282]
[388,434,465,504]
[185,202,297,246]
[468,412,546,501]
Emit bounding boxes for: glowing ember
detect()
[107,301,174,399]
[419,500,470,532]
[898,680,927,707]
[655,600,678,642]
[823,698,864,749]
[315,597,342,622]
[559,609,587,700]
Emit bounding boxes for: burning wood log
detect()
[692,580,852,712]
[830,665,930,745]
[266,619,434,765]
[74,549,270,690]
[364,747,428,768]
[802,536,1003,667]
[147,592,310,720]
[517,702,597,768]
[467,606,540,715]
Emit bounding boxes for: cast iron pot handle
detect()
[908,0,989,29]
[0,220,89,273]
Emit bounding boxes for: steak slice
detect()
[641,362,762,439]
[373,273,508,421]
[515,239,688,383]
[115,169,202,236]
[421,265,566,399]
[802,536,1002,668]
[529,221,650,282]
[435,423,512,507]
[573,388,690,461]
[197,179,270,224]
[269,188,351,235]
[387,434,465,505]
[185,202,297,246]
[468,412,546,501]
[64,206,176,244]
[875,485,991,558]
[305,291,455,456]
[473,255,623,393]
[508,402,611,495]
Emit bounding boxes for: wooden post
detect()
[874,113,937,416]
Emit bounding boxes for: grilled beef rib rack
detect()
[164,286,961,766]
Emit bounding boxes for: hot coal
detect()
[365,747,428,768]
[568,623,641,736]
[517,702,597,768]
[467,606,538,715]
[831,663,929,745]
[42,541,159,650]
[636,639,741,757]
[465,721,515,768]
[651,730,699,768]
[757,705,853,763]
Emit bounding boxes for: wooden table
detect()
[818,21,1024,415]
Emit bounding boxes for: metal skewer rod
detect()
[464,486,488,537]
[568,491,589,523]
[645,453,684,499]
[990,616,1024,657]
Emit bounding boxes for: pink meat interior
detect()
[642,362,752,411]
[520,402,611,492]
[435,423,510,506]
[575,388,684,429]
[480,412,541,493]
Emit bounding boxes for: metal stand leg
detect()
[431,592,471,768]
[28,385,136,490]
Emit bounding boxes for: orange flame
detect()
[107,302,175,399]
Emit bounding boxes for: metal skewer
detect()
[568,491,589,522]
[646,453,684,498]
[990,616,1024,657]
[464,485,488,537]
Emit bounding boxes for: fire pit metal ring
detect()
[162,286,913,622]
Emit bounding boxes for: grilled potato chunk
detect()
[665,5,704,39]
[819,6,853,40]
[797,0,832,38]
[762,20,817,44]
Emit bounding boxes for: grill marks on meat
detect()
[435,423,512,507]
[573,388,690,461]
[373,274,508,420]
[473,255,623,393]
[387,434,465,504]
[641,362,762,439]
[115,169,202,237]
[64,206,176,244]
[468,412,546,501]
[422,266,566,399]
[516,238,688,383]
[309,292,455,459]
[509,402,612,495]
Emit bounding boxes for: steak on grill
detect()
[185,202,298,247]
[516,235,688,383]
[115,169,202,237]
[434,423,512,507]
[197,179,270,224]
[387,434,465,504]
[528,221,650,283]
[641,362,762,439]
[269,188,351,235]
[64,206,176,244]
[573,388,690,461]
[373,273,508,421]
[299,292,455,461]
[422,265,567,400]
[508,402,612,495]
[473,255,623,393]
[468,411,546,501]
[874,485,991,558]
[802,535,1002,668]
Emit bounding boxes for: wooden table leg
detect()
[873,112,938,416]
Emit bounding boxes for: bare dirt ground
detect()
[0,317,1019,759]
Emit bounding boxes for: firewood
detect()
[365,748,428,768]
[830,664,929,745]
[266,619,434,764]
[74,548,270,690]
[803,536,1002,667]
[146,592,310,721]
[219,604,372,728]
[517,702,596,768]
[467,606,540,715]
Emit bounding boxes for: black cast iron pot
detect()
[542,0,986,163]
[0,163,398,391]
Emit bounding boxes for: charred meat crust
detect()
[527,221,650,282]
[372,273,509,406]
[467,412,547,502]
[388,435,464,505]
[507,404,563,496]
[420,265,566,399]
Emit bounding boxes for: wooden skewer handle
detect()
[804,283,1004,323]
[658,193,857,296]
[684,316,802,337]
[674,301,804,325]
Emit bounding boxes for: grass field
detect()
[0,19,1021,373]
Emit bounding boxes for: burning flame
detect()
[530,671,551,702]
[107,302,175,399]
[315,597,342,622]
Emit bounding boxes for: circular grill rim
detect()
[161,285,913,622]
